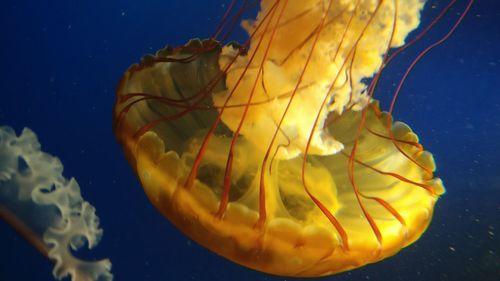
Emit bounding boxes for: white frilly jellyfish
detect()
[0,126,112,281]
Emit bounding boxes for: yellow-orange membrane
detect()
[113,0,444,277]
[216,0,425,159]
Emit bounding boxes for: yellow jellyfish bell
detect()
[113,0,449,277]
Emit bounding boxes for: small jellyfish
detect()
[0,126,113,281]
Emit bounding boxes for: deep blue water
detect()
[0,1,498,280]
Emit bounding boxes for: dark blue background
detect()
[0,1,498,280]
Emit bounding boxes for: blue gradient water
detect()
[0,1,498,280]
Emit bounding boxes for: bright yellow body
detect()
[113,0,444,276]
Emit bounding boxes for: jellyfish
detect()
[113,0,471,277]
[0,126,113,281]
